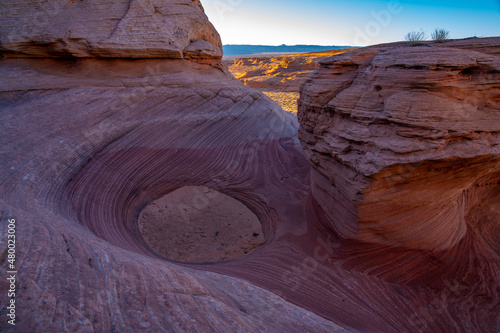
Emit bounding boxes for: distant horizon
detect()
[221,35,494,48]
[200,0,500,46]
[222,44,355,57]
[223,43,353,46]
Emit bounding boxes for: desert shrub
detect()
[404,30,427,42]
[431,28,450,41]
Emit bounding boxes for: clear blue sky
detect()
[200,0,500,46]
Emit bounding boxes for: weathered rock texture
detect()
[0,1,345,331]
[299,38,500,252]
[1,1,500,332]
[0,0,222,59]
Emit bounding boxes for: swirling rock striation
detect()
[1,1,499,332]
[0,0,344,332]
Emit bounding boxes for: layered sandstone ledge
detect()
[0,0,222,59]
[299,38,500,251]
[1,1,500,332]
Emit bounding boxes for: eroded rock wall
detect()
[0,1,345,332]
[299,38,500,251]
[0,0,222,59]
[2,1,500,331]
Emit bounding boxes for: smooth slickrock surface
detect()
[0,56,349,332]
[0,0,345,331]
[1,0,499,332]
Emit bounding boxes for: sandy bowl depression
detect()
[138,186,266,263]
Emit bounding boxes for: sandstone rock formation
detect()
[299,38,500,252]
[1,0,500,332]
[297,38,500,332]
[0,0,222,59]
[0,1,344,331]
[298,38,500,331]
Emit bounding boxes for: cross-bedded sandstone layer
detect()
[0,51,347,333]
[299,38,500,252]
[0,1,346,331]
[1,1,499,332]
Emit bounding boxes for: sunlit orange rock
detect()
[226,50,353,92]
[1,0,499,331]
[299,38,500,251]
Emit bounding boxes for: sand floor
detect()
[138,186,265,263]
[262,91,300,114]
